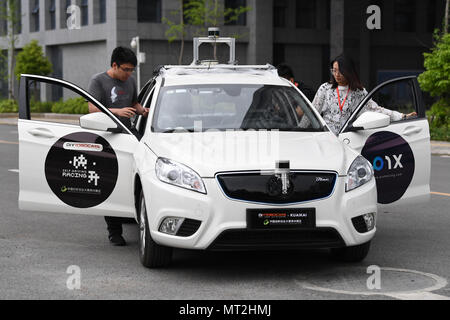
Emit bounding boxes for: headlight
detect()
[346,155,374,192]
[155,158,206,194]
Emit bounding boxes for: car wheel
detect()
[138,190,173,268]
[330,241,371,263]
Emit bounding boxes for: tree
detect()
[418,32,450,128]
[15,40,53,100]
[0,0,21,99]
[163,0,251,64]
[163,0,186,65]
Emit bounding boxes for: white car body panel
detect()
[339,119,431,207]
[147,131,356,177]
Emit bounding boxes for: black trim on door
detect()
[340,76,425,134]
[19,74,133,136]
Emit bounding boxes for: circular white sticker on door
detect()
[45,132,119,208]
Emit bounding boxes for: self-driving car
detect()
[18,35,430,268]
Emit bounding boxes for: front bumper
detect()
[141,171,377,250]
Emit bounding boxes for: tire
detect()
[138,190,173,268]
[330,241,371,263]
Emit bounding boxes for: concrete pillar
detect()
[105,0,117,58]
[330,0,344,59]
[359,0,371,88]
[247,0,273,65]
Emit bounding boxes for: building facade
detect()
[0,0,446,101]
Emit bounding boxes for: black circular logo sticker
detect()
[45,132,119,208]
[361,131,415,204]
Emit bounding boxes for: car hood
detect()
[146,131,354,177]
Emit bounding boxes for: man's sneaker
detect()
[109,234,127,246]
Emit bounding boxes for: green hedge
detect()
[429,126,450,142]
[51,97,89,114]
[0,97,88,114]
[0,99,18,113]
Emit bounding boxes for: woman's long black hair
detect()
[330,54,364,91]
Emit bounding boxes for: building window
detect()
[224,0,247,26]
[80,0,88,26]
[273,44,285,67]
[1,1,7,36]
[99,0,106,23]
[137,0,162,23]
[31,0,40,32]
[394,0,415,32]
[273,1,286,28]
[94,0,106,24]
[426,0,437,32]
[325,0,330,30]
[13,0,21,34]
[60,0,72,29]
[48,0,56,30]
[296,0,316,29]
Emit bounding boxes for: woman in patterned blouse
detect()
[312,54,417,135]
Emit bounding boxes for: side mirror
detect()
[80,113,121,132]
[350,111,390,131]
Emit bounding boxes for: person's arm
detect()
[88,102,137,118]
[312,83,328,115]
[362,89,417,121]
[132,102,149,117]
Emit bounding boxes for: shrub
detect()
[51,97,89,114]
[427,98,450,128]
[0,99,18,113]
[30,99,53,113]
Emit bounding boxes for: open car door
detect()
[18,75,139,217]
[338,76,430,207]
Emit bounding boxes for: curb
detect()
[0,114,81,126]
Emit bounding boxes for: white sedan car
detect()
[18,65,430,268]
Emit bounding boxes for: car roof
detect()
[158,64,290,87]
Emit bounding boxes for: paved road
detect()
[0,124,449,300]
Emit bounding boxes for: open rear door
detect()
[338,76,430,207]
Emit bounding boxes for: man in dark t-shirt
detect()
[87,47,149,246]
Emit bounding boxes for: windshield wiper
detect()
[159,128,196,133]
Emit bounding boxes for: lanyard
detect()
[336,87,350,112]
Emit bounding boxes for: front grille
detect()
[177,219,202,237]
[208,228,345,250]
[352,216,368,233]
[216,171,337,204]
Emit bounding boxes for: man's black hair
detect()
[276,63,295,80]
[111,47,137,67]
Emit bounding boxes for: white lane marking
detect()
[299,267,449,300]
[0,139,18,145]
[386,292,450,300]
[8,169,19,173]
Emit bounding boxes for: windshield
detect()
[152,84,324,132]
